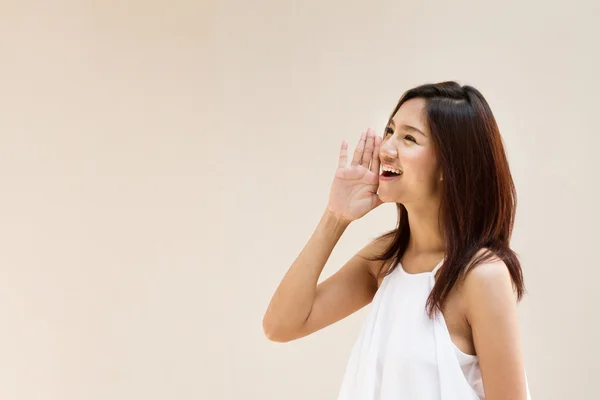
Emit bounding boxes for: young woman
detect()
[262,81,531,399]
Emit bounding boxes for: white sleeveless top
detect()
[337,257,531,399]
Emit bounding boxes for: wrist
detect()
[323,208,352,230]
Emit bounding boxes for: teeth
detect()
[382,166,402,174]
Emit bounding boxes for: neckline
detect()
[398,257,445,277]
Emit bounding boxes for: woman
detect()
[262,81,531,399]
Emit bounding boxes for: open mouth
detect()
[381,170,402,178]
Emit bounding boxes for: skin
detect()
[263,98,528,399]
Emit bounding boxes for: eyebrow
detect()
[388,120,427,137]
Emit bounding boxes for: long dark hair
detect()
[367,81,526,318]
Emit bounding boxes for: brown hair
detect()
[367,81,526,318]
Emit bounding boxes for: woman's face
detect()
[378,97,442,205]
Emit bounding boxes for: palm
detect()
[327,129,384,222]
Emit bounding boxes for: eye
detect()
[404,134,416,143]
[384,127,394,136]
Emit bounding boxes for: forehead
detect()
[390,97,427,133]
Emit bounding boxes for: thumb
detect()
[374,194,384,208]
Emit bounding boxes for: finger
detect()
[370,135,382,173]
[337,140,348,168]
[351,131,367,166]
[362,128,375,166]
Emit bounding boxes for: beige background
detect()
[1,1,599,399]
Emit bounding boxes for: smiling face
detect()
[378,97,442,205]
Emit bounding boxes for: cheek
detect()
[401,148,438,181]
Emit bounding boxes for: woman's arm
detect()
[262,209,386,342]
[263,128,385,342]
[463,260,529,400]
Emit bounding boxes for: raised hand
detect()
[327,128,384,223]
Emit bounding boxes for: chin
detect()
[378,191,403,204]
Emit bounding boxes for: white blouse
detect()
[336,257,531,399]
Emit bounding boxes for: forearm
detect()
[262,209,350,339]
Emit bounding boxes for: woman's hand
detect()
[327,128,383,223]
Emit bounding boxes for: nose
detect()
[380,139,398,160]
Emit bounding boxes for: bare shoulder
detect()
[462,248,519,315]
[463,247,513,287]
[357,234,395,285]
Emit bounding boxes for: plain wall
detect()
[1,1,599,399]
